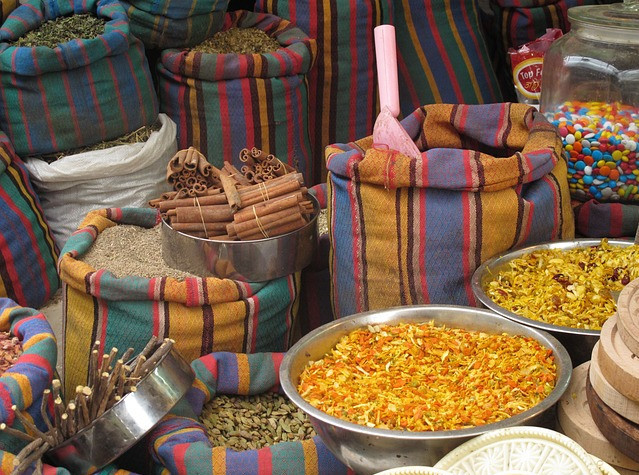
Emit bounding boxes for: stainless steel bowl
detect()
[280,305,572,474]
[471,238,633,367]
[161,194,319,282]
[45,346,194,474]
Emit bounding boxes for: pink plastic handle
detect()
[374,24,400,118]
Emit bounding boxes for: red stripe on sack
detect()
[31,54,58,151]
[201,353,218,380]
[424,4,463,102]
[102,49,129,134]
[173,443,189,475]
[55,49,83,145]
[250,295,260,353]
[271,353,284,388]
[610,201,623,236]
[152,298,160,337]
[282,77,294,172]
[241,72,254,148]
[200,282,214,356]
[12,49,33,152]
[192,54,208,159]
[7,353,53,377]
[76,41,107,139]
[218,80,233,163]
[418,188,429,302]
[184,278,199,307]
[257,447,273,474]
[0,385,15,424]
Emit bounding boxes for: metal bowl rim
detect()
[160,193,320,244]
[46,346,194,455]
[280,304,572,441]
[471,238,634,337]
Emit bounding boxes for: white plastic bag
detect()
[24,114,175,250]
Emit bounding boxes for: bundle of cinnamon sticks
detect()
[239,147,296,183]
[150,147,315,241]
[1,337,173,474]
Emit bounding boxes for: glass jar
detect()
[540,0,639,202]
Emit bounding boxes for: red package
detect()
[508,29,563,105]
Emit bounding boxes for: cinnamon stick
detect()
[234,193,304,224]
[237,212,304,240]
[174,205,234,223]
[239,215,307,241]
[158,193,228,212]
[168,222,229,233]
[232,204,300,236]
[223,162,251,186]
[220,173,242,212]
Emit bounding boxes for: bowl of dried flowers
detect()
[471,238,639,366]
[280,305,572,475]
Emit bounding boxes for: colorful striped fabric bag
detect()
[119,0,229,50]
[158,10,317,184]
[0,0,158,157]
[149,352,349,474]
[59,207,301,399]
[326,103,575,318]
[572,199,639,238]
[0,0,17,23]
[254,0,392,184]
[0,130,59,309]
[0,454,135,475]
[0,298,57,455]
[394,0,503,117]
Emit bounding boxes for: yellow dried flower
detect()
[485,240,639,330]
[297,322,556,432]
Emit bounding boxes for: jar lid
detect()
[569,0,639,31]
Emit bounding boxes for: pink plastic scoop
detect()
[372,25,421,160]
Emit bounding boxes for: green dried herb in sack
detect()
[11,14,107,49]
[192,27,281,55]
[200,393,316,451]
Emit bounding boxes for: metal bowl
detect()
[161,194,319,282]
[45,346,194,474]
[471,238,633,367]
[280,305,572,474]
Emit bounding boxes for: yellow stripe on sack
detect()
[154,425,198,449]
[6,165,57,257]
[64,287,99,397]
[302,439,319,473]
[0,305,19,331]
[1,453,15,473]
[22,332,54,351]
[360,185,402,310]
[186,76,202,151]
[211,301,245,354]
[444,0,481,100]
[167,302,204,364]
[212,446,227,473]
[401,0,441,102]
[478,189,518,264]
[8,372,32,408]
[256,79,270,152]
[0,278,7,300]
[236,354,250,395]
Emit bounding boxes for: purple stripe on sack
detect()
[215,353,239,394]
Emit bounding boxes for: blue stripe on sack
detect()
[423,189,466,304]
[253,277,291,353]
[523,179,556,245]
[216,353,239,393]
[330,173,358,318]
[422,149,470,189]
[226,77,248,164]
[227,448,258,474]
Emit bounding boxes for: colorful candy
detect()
[547,101,639,201]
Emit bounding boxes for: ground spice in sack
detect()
[81,224,213,281]
[200,393,316,451]
[192,27,280,54]
[31,121,161,164]
[0,331,22,375]
[11,13,107,48]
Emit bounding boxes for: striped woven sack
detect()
[0,298,56,455]
[158,10,317,185]
[254,0,392,184]
[119,0,229,50]
[0,0,17,23]
[572,199,639,238]
[0,130,59,309]
[326,103,575,318]
[299,184,334,335]
[0,452,134,474]
[149,352,350,474]
[393,0,503,117]
[59,207,301,399]
[0,0,158,157]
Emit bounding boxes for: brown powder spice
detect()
[298,322,557,432]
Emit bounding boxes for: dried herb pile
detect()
[32,121,161,163]
[0,332,22,375]
[11,14,107,49]
[200,393,316,450]
[192,27,281,55]
[298,321,557,432]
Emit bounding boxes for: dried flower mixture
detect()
[485,240,639,330]
[0,331,22,375]
[298,322,556,432]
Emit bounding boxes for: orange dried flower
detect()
[297,322,556,431]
